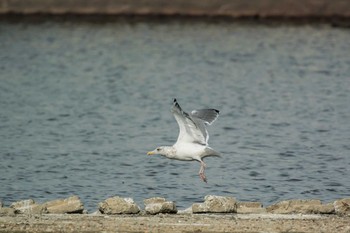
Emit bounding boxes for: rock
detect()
[334,198,350,215]
[318,203,336,214]
[0,201,3,208]
[237,202,266,214]
[99,196,140,214]
[90,210,103,215]
[30,204,49,215]
[10,199,35,210]
[177,206,193,214]
[267,199,335,214]
[144,197,177,215]
[192,203,207,213]
[0,207,16,217]
[192,195,237,213]
[43,196,85,214]
[10,199,48,215]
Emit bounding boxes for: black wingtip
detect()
[172,98,181,110]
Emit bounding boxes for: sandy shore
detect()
[1,213,350,233]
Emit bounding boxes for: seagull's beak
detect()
[147,151,155,156]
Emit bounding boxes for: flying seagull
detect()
[147,99,221,183]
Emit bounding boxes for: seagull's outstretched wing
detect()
[190,109,219,125]
[171,99,219,145]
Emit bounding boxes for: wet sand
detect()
[1,213,350,233]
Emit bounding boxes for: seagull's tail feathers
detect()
[203,147,222,159]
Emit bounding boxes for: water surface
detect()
[1,18,350,211]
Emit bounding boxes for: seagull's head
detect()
[147,146,166,156]
[147,146,173,157]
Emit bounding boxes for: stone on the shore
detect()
[10,199,35,210]
[177,206,193,214]
[10,199,48,215]
[0,207,16,217]
[192,195,237,213]
[334,198,350,215]
[99,196,140,214]
[237,202,266,214]
[267,199,335,214]
[144,197,177,215]
[43,196,85,214]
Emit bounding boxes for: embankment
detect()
[0,0,350,19]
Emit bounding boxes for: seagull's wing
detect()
[191,109,220,125]
[190,108,220,144]
[171,99,208,145]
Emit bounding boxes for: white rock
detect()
[10,199,47,214]
[43,196,85,214]
[267,199,334,214]
[0,207,16,216]
[177,206,193,214]
[334,198,350,215]
[99,196,140,214]
[192,195,237,213]
[237,202,266,214]
[144,197,177,214]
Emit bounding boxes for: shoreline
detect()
[1,0,350,19]
[1,14,350,29]
[1,195,350,232]
[1,213,350,233]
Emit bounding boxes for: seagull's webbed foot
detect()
[199,161,207,183]
[199,172,207,183]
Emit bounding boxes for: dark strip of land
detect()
[1,0,350,19]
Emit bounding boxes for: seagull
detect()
[147,99,221,183]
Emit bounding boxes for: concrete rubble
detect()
[2,196,350,217]
[98,196,140,214]
[3,195,350,232]
[10,199,35,213]
[237,201,266,214]
[0,207,16,217]
[144,197,177,214]
[10,199,48,215]
[192,195,237,213]
[266,199,335,214]
[42,195,85,214]
[334,198,350,215]
[2,195,350,232]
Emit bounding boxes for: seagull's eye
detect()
[156,148,161,151]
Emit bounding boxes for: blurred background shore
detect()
[1,0,350,19]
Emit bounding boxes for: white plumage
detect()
[147,99,221,183]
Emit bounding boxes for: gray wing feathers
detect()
[171,99,207,145]
[191,109,219,125]
[171,99,219,145]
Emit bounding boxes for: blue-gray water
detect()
[1,18,350,212]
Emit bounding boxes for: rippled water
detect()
[1,17,350,212]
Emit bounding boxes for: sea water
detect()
[1,17,350,211]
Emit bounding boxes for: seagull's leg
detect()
[199,161,207,183]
